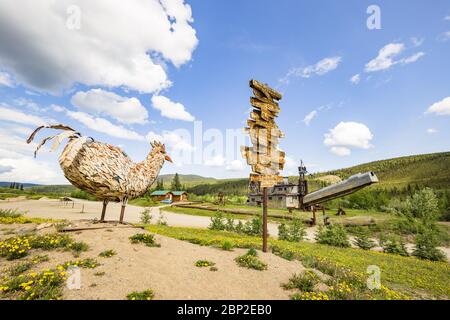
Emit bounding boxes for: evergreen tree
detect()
[20,184,24,191]
[171,173,182,191]
[156,179,164,190]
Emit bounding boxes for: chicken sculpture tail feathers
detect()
[26,124,82,158]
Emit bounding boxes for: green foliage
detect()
[315,224,351,248]
[171,173,182,191]
[99,249,116,258]
[272,245,295,261]
[282,271,320,292]
[187,179,248,196]
[235,249,267,271]
[140,208,152,224]
[413,228,446,262]
[0,209,22,218]
[405,188,440,224]
[352,229,377,250]
[195,260,215,267]
[208,212,262,236]
[145,224,450,298]
[70,189,96,201]
[221,240,234,251]
[278,219,306,242]
[380,235,409,257]
[127,289,154,300]
[129,233,160,247]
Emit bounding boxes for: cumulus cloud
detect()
[350,74,361,84]
[280,56,342,84]
[401,52,425,64]
[303,110,317,126]
[0,156,66,184]
[0,0,198,94]
[365,43,405,72]
[411,37,424,47]
[426,128,438,134]
[0,71,13,87]
[365,43,424,73]
[226,160,245,172]
[324,122,373,156]
[330,146,351,157]
[204,155,225,167]
[146,130,194,152]
[66,110,145,141]
[151,95,195,121]
[0,105,47,126]
[426,97,450,116]
[51,104,66,113]
[71,89,149,124]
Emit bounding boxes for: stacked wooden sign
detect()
[241,79,285,188]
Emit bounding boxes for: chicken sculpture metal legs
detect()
[100,200,109,222]
[119,197,128,224]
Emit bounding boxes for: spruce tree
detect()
[171,173,182,191]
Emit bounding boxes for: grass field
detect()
[145,224,450,299]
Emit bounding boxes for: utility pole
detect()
[242,79,285,252]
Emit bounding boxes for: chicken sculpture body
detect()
[27,124,172,223]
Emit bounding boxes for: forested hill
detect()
[314,152,450,191]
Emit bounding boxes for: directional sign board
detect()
[241,79,285,188]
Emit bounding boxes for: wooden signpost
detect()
[241,79,285,252]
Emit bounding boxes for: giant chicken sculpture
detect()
[27,124,172,223]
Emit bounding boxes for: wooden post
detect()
[262,187,268,252]
[100,200,108,222]
[312,206,316,226]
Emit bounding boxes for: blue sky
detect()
[0,0,449,184]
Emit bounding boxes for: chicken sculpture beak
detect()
[164,154,173,163]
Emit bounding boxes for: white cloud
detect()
[426,97,450,116]
[0,105,47,126]
[14,97,41,112]
[0,71,13,87]
[401,52,425,64]
[226,160,245,172]
[66,110,144,141]
[411,37,424,47]
[280,56,342,84]
[426,128,438,134]
[365,43,405,72]
[330,146,351,156]
[204,155,225,167]
[0,0,198,94]
[145,130,194,152]
[445,15,450,21]
[303,110,317,126]
[350,74,361,84]
[439,31,450,41]
[51,104,66,113]
[0,156,66,184]
[71,89,148,124]
[151,95,195,121]
[324,122,373,155]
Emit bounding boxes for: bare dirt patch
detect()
[1,220,305,300]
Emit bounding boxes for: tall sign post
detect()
[242,79,285,252]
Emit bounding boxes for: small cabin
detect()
[150,190,188,203]
[150,190,173,202]
[172,191,188,202]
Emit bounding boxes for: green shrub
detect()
[380,235,409,256]
[195,260,215,267]
[278,219,306,242]
[221,240,234,251]
[315,225,350,248]
[209,212,226,231]
[99,249,116,258]
[413,228,446,261]
[235,249,267,271]
[282,271,320,292]
[140,208,152,224]
[271,246,294,261]
[0,209,22,218]
[353,232,377,250]
[127,289,154,300]
[242,216,263,236]
[129,233,160,247]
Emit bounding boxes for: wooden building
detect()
[150,190,188,203]
[247,177,299,209]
